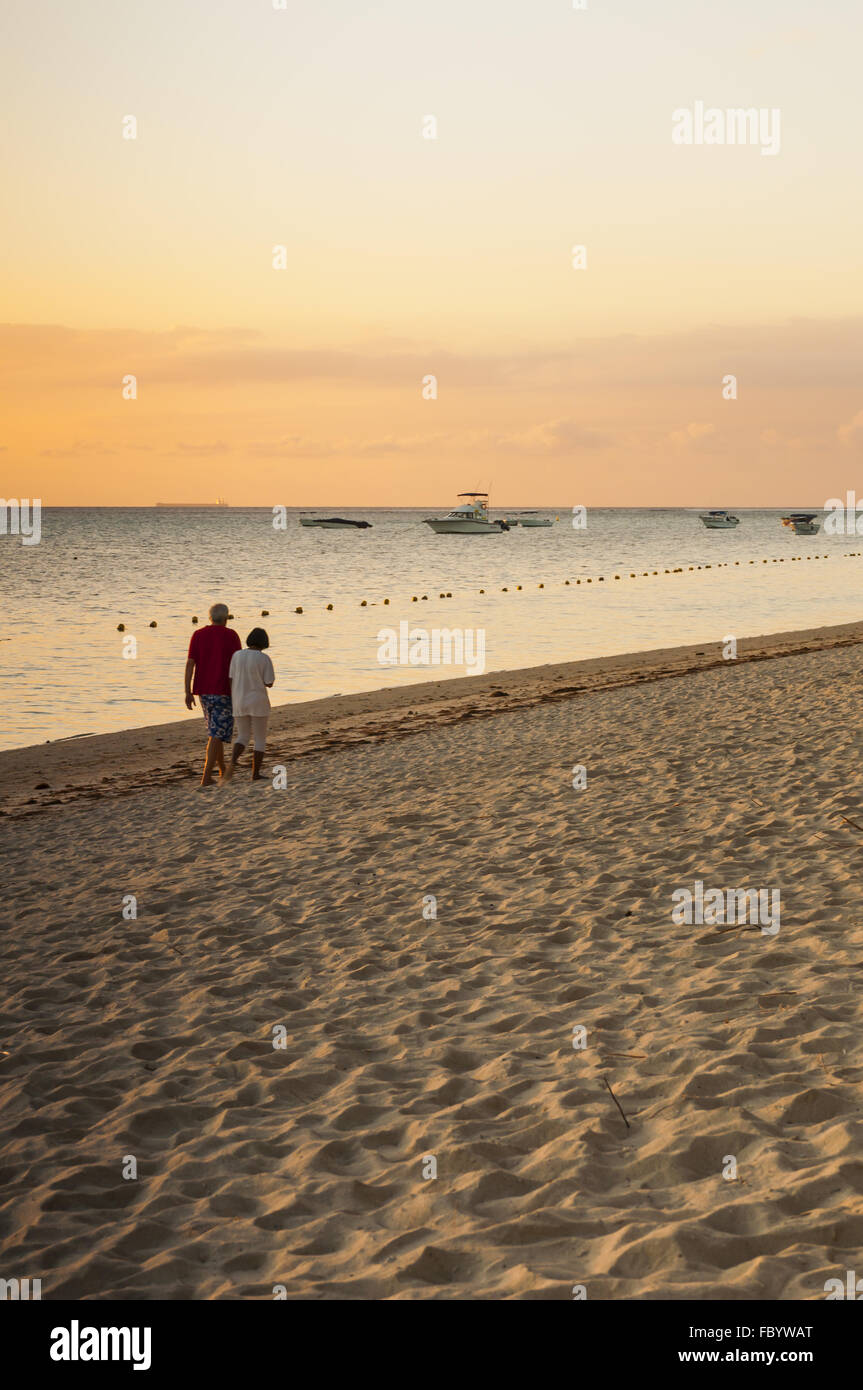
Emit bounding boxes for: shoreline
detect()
[3,616,863,819]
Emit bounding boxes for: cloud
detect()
[4,316,863,394]
[172,441,233,455]
[495,419,613,453]
[40,440,118,457]
[244,432,455,458]
[838,410,863,447]
[668,422,715,447]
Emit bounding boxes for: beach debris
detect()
[479,589,485,594]
[117,623,125,631]
[192,615,198,623]
[421,595,428,600]
[261,609,269,616]
[360,600,367,606]
[326,603,333,610]
[603,1077,631,1131]
[384,598,390,604]
[149,620,157,627]
[446,592,452,597]
[538,582,544,588]
[228,613,234,618]
[295,606,303,613]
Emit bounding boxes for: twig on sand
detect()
[836,812,863,834]
[604,1051,648,1059]
[603,1076,631,1130]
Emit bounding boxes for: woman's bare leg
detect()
[225,741,245,781]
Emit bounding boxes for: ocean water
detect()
[0,506,860,751]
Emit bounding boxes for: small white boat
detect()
[781,513,819,535]
[424,493,509,535]
[699,510,740,529]
[508,512,553,528]
[299,517,372,529]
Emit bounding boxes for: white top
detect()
[229,648,275,716]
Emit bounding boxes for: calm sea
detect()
[0,507,859,751]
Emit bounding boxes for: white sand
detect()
[2,624,863,1299]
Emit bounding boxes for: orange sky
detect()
[2,0,862,504]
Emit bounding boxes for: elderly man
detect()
[185,602,241,786]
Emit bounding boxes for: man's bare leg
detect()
[251,749,264,781]
[200,736,222,786]
[225,741,245,782]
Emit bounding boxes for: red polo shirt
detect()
[188,624,241,696]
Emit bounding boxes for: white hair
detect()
[209,602,229,623]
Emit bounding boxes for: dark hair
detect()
[246,627,269,650]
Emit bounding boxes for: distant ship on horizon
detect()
[155,498,229,508]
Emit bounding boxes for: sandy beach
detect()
[2,621,863,1300]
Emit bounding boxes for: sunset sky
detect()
[3,0,862,505]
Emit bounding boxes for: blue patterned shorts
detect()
[200,694,234,741]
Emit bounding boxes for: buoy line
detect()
[119,550,856,628]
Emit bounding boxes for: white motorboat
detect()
[424,493,509,534]
[781,512,819,535]
[508,512,553,528]
[299,516,372,529]
[699,510,740,529]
